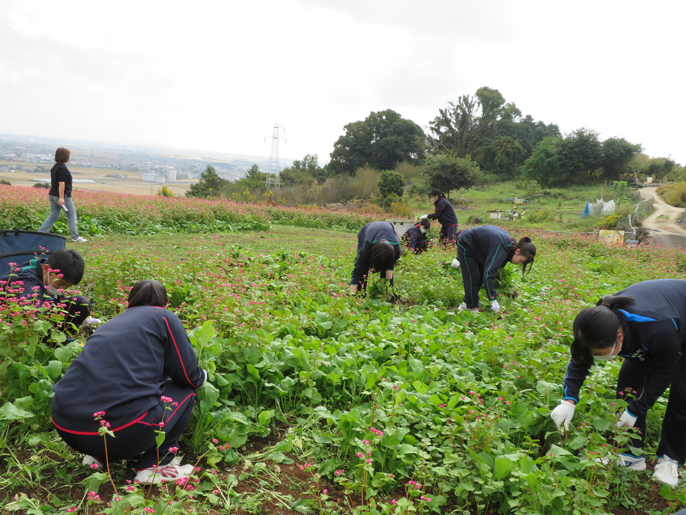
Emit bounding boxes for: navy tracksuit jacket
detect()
[351,222,401,288]
[456,226,515,308]
[563,280,686,463]
[427,198,458,242]
[0,257,91,335]
[403,224,428,252]
[52,305,206,468]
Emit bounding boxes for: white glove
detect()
[550,400,575,432]
[617,409,637,428]
[202,369,208,386]
[451,258,461,269]
[420,214,428,219]
[491,300,500,313]
[82,316,102,327]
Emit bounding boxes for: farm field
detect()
[2,210,686,513]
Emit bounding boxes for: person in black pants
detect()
[402,218,430,254]
[456,226,535,313]
[52,280,207,484]
[350,221,402,295]
[550,280,686,488]
[423,189,458,246]
[0,249,98,338]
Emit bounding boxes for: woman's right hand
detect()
[550,400,576,432]
[58,198,65,206]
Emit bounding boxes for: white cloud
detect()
[0,0,684,164]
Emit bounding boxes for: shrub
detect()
[0,179,11,186]
[378,170,405,198]
[657,182,686,207]
[395,161,422,184]
[32,182,50,189]
[390,202,413,218]
[157,186,174,197]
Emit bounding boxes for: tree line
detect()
[188,87,679,201]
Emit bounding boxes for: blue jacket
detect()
[350,222,401,286]
[457,226,515,301]
[427,198,458,228]
[403,224,427,251]
[52,305,206,434]
[562,280,686,417]
[0,257,52,303]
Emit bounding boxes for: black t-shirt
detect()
[48,163,72,198]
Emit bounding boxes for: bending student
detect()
[402,218,430,254]
[52,280,207,484]
[350,221,402,294]
[455,225,535,313]
[0,249,97,337]
[551,279,686,488]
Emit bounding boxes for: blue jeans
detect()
[38,196,80,240]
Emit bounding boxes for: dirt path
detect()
[639,186,686,236]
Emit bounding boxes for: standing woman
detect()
[550,280,686,488]
[423,189,458,246]
[38,147,87,243]
[350,221,402,294]
[456,225,535,313]
[52,280,207,484]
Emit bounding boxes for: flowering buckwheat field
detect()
[1,192,686,514]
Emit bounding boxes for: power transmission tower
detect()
[264,124,286,191]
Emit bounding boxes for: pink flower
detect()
[161,396,174,403]
[212,438,218,444]
[356,452,363,458]
[322,489,328,494]
[391,499,397,505]
[365,459,372,464]
[90,463,99,469]
[168,446,179,453]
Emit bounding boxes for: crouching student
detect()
[402,218,430,254]
[550,280,686,488]
[52,280,208,484]
[455,226,535,313]
[0,249,98,337]
[350,221,402,295]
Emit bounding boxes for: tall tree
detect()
[600,138,642,181]
[422,153,482,197]
[280,153,328,185]
[328,110,425,175]
[186,165,227,198]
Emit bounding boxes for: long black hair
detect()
[128,280,168,308]
[571,295,634,366]
[512,237,537,273]
[429,189,446,200]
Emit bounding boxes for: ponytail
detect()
[428,189,446,200]
[513,236,536,273]
[570,295,634,366]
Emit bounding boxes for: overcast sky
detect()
[1,0,684,165]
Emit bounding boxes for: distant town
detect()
[0,133,291,190]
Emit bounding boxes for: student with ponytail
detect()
[454,225,535,313]
[422,189,458,246]
[551,279,686,488]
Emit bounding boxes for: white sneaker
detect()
[135,464,190,485]
[653,456,680,487]
[170,456,194,475]
[72,237,88,243]
[595,453,646,471]
[82,455,103,468]
[457,302,479,314]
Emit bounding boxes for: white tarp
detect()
[588,199,615,217]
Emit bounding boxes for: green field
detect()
[1,224,685,514]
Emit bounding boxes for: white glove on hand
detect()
[550,400,576,432]
[420,214,428,219]
[617,409,637,428]
[451,258,461,269]
[491,300,500,313]
[82,316,102,327]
